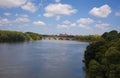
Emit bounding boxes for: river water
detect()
[0,40,88,78]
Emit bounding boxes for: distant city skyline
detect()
[0,0,120,35]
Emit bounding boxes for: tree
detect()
[105,47,120,64]
[84,30,120,78]
[102,30,119,41]
[0,30,42,42]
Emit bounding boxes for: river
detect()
[0,40,88,78]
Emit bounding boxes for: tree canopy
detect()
[0,30,42,42]
[75,35,102,42]
[84,30,120,78]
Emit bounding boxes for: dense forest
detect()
[84,30,120,78]
[0,30,42,42]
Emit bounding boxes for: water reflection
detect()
[0,40,88,78]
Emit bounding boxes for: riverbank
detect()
[0,30,102,43]
[0,30,42,42]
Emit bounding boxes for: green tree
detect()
[84,30,120,78]
[105,47,120,64]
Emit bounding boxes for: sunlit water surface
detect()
[0,40,88,78]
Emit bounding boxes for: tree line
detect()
[75,35,102,42]
[0,30,42,42]
[84,30,120,78]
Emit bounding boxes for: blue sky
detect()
[0,0,120,35]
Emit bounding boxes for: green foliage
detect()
[0,30,42,42]
[25,32,42,40]
[84,40,106,68]
[102,30,119,41]
[84,30,120,78]
[87,60,104,78]
[105,47,120,64]
[75,35,103,42]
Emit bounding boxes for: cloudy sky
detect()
[0,0,120,35]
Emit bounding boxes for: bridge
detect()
[42,35,76,41]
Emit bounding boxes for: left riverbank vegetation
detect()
[0,30,42,42]
[84,30,120,78]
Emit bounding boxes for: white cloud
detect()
[15,14,28,18]
[14,17,30,23]
[43,13,54,17]
[57,18,94,30]
[0,16,30,26]
[57,17,111,31]
[77,18,94,25]
[95,23,110,29]
[56,16,61,20]
[43,3,77,17]
[115,12,120,16]
[78,24,91,29]
[70,23,76,27]
[0,0,27,8]
[21,2,38,12]
[57,20,77,29]
[4,13,11,16]
[33,21,46,26]
[57,24,69,29]
[0,18,10,26]
[0,0,38,13]
[55,0,61,3]
[76,18,94,29]
[63,20,71,24]
[89,4,112,18]
[20,14,28,17]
